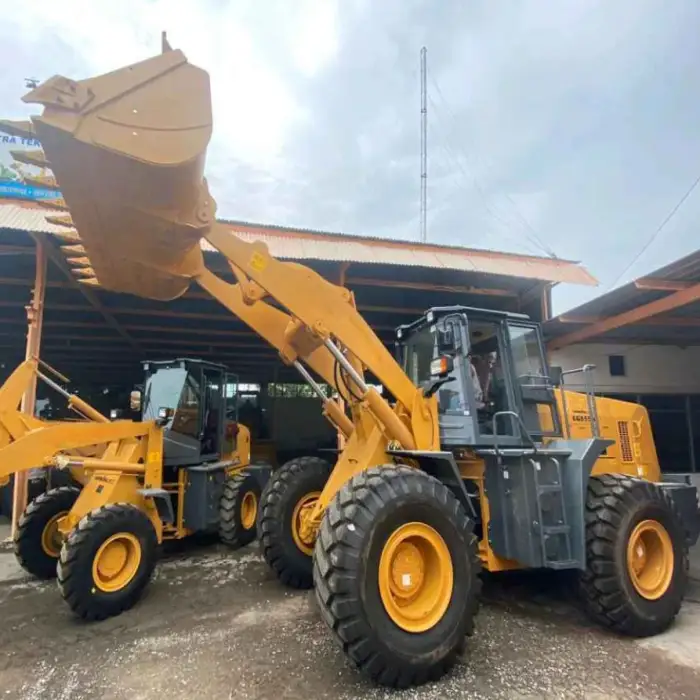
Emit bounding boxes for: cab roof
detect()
[395,305,531,339]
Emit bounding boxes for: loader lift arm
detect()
[0,357,111,486]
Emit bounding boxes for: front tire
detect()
[14,486,80,579]
[58,503,158,621]
[313,465,480,688]
[579,473,688,637]
[259,456,331,589]
[219,470,262,548]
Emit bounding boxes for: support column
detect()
[336,262,351,451]
[11,239,47,536]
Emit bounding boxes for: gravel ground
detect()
[0,539,699,700]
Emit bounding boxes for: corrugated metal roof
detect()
[544,248,700,346]
[0,202,597,286]
[547,249,700,323]
[0,202,70,234]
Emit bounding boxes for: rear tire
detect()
[58,503,157,621]
[259,456,331,589]
[313,465,480,688]
[579,473,688,637]
[219,470,262,548]
[14,487,80,579]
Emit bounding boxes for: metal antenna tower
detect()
[420,46,428,242]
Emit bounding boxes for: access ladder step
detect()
[545,559,579,570]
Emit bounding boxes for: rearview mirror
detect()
[129,390,141,412]
[436,327,456,354]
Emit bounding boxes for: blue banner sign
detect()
[0,131,62,201]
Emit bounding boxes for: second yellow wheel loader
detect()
[6,40,699,687]
[0,356,265,620]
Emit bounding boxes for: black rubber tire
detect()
[57,503,158,621]
[14,486,80,579]
[259,456,331,589]
[47,467,83,491]
[579,473,688,637]
[219,470,262,548]
[313,465,480,688]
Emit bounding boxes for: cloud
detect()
[2,0,700,313]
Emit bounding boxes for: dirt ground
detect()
[0,538,699,700]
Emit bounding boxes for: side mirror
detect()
[129,390,141,412]
[549,366,563,386]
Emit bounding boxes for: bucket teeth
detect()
[66,256,91,266]
[36,197,68,212]
[23,174,60,190]
[77,277,100,287]
[9,149,49,168]
[71,266,95,278]
[0,119,35,139]
[46,214,76,230]
[60,244,86,254]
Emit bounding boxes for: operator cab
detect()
[139,358,236,466]
[397,306,562,448]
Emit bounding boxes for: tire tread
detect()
[580,473,688,636]
[313,465,480,688]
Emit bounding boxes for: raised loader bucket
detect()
[15,45,215,301]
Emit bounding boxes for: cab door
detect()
[505,322,562,439]
[201,366,225,459]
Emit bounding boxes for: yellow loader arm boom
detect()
[0,420,150,482]
[1,358,108,420]
[0,358,113,486]
[9,45,434,453]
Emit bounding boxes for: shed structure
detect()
[0,200,596,472]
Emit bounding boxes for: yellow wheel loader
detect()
[0,357,111,578]
[6,41,698,687]
[0,356,264,620]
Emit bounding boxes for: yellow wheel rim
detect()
[240,491,258,531]
[378,522,453,633]
[291,491,321,556]
[626,519,674,600]
[40,513,66,558]
[92,533,142,593]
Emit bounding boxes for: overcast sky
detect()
[2,0,699,313]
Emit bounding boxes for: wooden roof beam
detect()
[0,245,36,256]
[13,300,421,320]
[0,316,396,336]
[556,315,700,328]
[548,280,700,350]
[346,276,517,298]
[634,278,694,291]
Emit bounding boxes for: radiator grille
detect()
[617,421,634,462]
